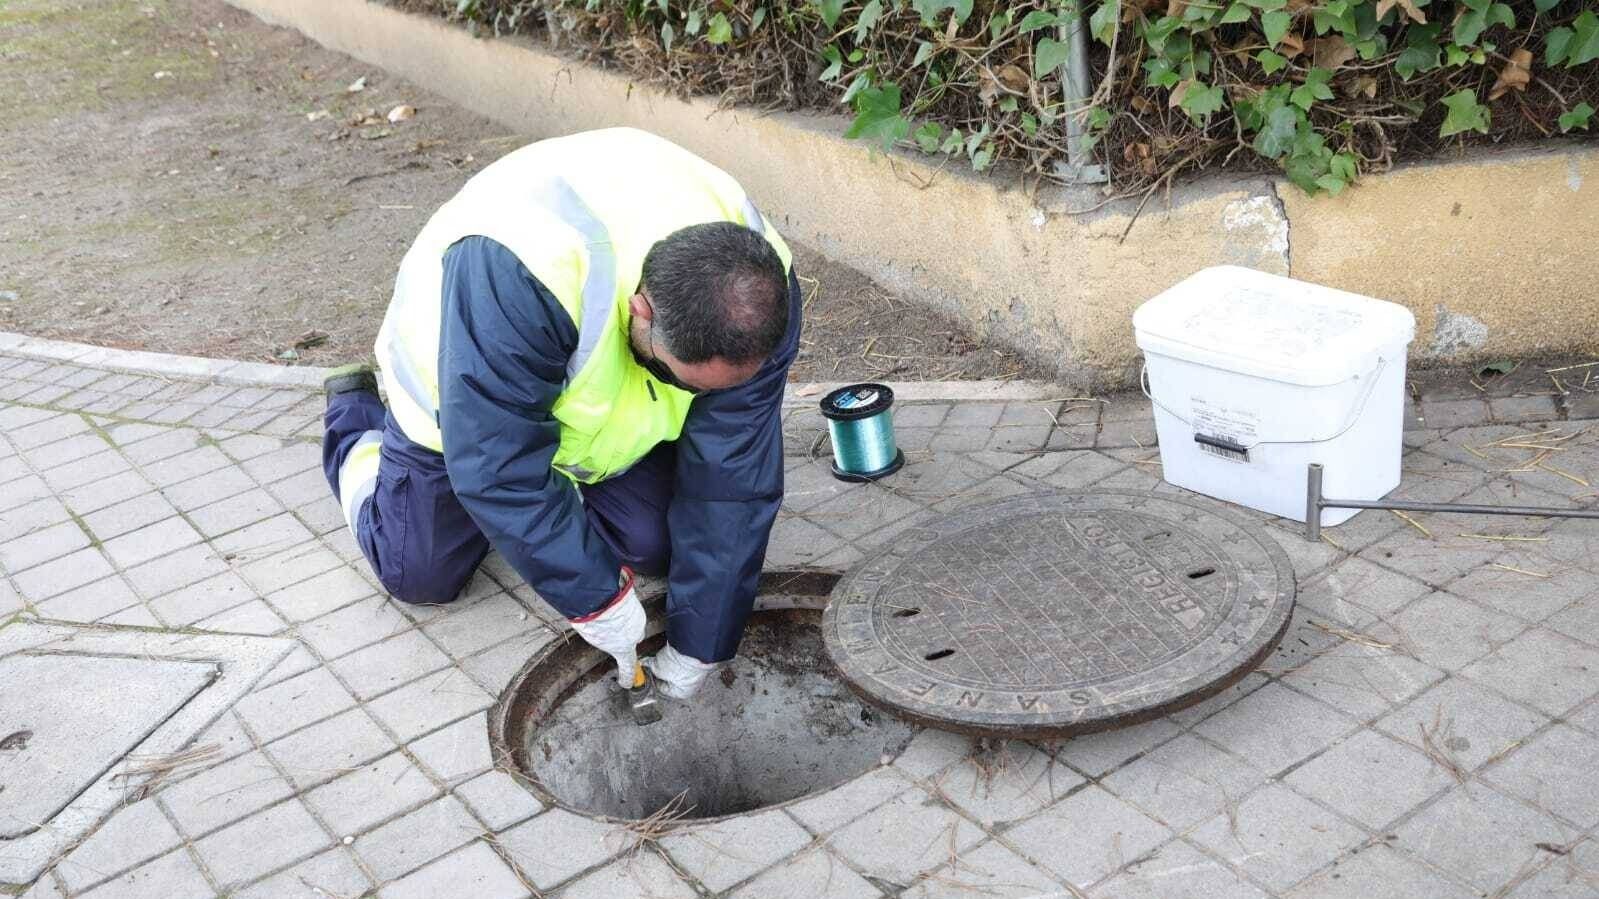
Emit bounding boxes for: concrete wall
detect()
[227,0,1599,386]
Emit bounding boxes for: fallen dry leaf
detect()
[1167,0,1188,16]
[1349,75,1379,98]
[1311,35,1357,71]
[1489,48,1533,101]
[346,75,368,93]
[1168,79,1192,109]
[306,109,331,122]
[349,108,383,127]
[1376,0,1426,24]
[1280,33,1305,59]
[997,64,1031,93]
[386,104,416,123]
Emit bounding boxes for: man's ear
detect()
[628,292,652,322]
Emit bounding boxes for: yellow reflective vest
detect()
[375,128,792,483]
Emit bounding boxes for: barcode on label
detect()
[1197,439,1249,463]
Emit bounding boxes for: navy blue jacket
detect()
[436,236,799,662]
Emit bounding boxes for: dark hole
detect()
[893,608,921,618]
[1143,531,1171,543]
[924,648,956,661]
[1187,567,1217,580]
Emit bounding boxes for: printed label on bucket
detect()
[1190,398,1260,449]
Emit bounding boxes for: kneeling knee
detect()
[381,571,469,606]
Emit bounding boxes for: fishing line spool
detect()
[820,383,904,483]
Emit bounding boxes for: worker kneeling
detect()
[320,128,800,702]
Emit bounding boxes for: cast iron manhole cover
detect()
[823,491,1295,738]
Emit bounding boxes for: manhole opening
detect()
[494,581,913,823]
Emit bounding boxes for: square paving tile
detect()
[1095,839,1269,899]
[329,630,454,701]
[54,800,181,894]
[380,840,530,899]
[235,666,357,744]
[929,743,1084,826]
[902,838,1065,898]
[352,795,482,883]
[148,571,257,626]
[1281,638,1445,721]
[1394,784,1579,894]
[1385,590,1527,671]
[297,595,413,660]
[455,771,546,832]
[29,578,139,626]
[1101,734,1267,831]
[194,799,332,890]
[1296,557,1431,620]
[77,849,212,899]
[265,564,377,623]
[1190,783,1366,892]
[658,808,815,893]
[788,766,914,834]
[1283,728,1453,830]
[0,519,90,573]
[1003,785,1172,888]
[1460,627,1599,716]
[421,595,543,660]
[365,667,495,742]
[158,750,295,838]
[1502,839,1599,898]
[1193,683,1356,775]
[228,847,373,899]
[555,848,698,899]
[263,708,397,790]
[1054,718,1183,778]
[1480,724,1599,829]
[496,809,622,890]
[306,752,440,838]
[1283,844,1477,899]
[1376,676,1550,773]
[409,711,494,785]
[726,846,882,899]
[829,787,985,886]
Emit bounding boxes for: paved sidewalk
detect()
[4,344,1599,899]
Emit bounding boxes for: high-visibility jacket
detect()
[373,128,799,662]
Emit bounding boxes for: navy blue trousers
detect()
[322,389,673,606]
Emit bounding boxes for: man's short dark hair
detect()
[641,222,788,366]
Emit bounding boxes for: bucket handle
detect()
[1139,357,1388,451]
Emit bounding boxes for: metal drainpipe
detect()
[1054,4,1109,184]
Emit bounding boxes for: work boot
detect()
[324,362,379,399]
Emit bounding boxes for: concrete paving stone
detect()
[268,468,330,509]
[298,594,413,660]
[555,848,698,899]
[147,404,206,426]
[825,786,985,887]
[159,464,257,513]
[330,629,455,701]
[80,491,175,542]
[0,496,72,544]
[927,472,1032,514]
[930,743,1084,826]
[9,413,90,451]
[305,751,440,837]
[765,515,845,567]
[102,602,162,627]
[1260,526,1345,585]
[230,847,374,899]
[219,432,290,461]
[925,428,992,453]
[1101,397,1153,423]
[19,872,65,899]
[0,453,26,485]
[461,632,557,695]
[788,765,915,834]
[659,808,815,892]
[1358,531,1505,590]
[212,512,317,559]
[0,403,55,430]
[410,711,493,785]
[365,667,495,742]
[813,539,866,569]
[22,431,111,469]
[727,846,883,899]
[59,470,154,515]
[0,475,52,514]
[1376,676,1550,773]
[1284,727,1454,830]
[806,484,929,544]
[1096,418,1159,449]
[890,728,973,782]
[294,496,346,536]
[1193,682,1357,775]
[354,795,483,883]
[1283,844,1477,899]
[159,749,295,838]
[943,403,1005,429]
[1265,605,1363,674]
[125,542,230,598]
[1101,734,1266,831]
[1461,627,1599,716]
[901,838,1065,899]
[455,770,546,832]
[183,403,246,429]
[149,570,258,626]
[1395,783,1579,893]
[55,799,182,894]
[1490,395,1561,423]
[1094,839,1269,899]
[225,410,282,432]
[1055,718,1185,780]
[985,425,1052,453]
[242,443,321,486]
[141,445,233,488]
[101,516,203,569]
[1498,515,1599,574]
[78,848,213,899]
[197,598,288,635]
[264,707,397,790]
[893,403,951,429]
[874,451,991,504]
[0,577,22,616]
[41,449,131,492]
[1503,838,1599,898]
[195,798,333,889]
[1281,641,1445,721]
[1419,398,1491,429]
[496,809,621,890]
[238,540,344,595]
[381,840,530,899]
[1548,592,1599,650]
[34,576,140,622]
[1482,723,1599,828]
[12,546,114,601]
[266,564,378,623]
[1190,782,1365,892]
[259,644,323,689]
[1385,590,1527,671]
[0,519,89,573]
[236,665,357,744]
[422,595,543,660]
[1296,556,1431,621]
[1004,784,1172,889]
[892,426,934,453]
[194,710,256,765]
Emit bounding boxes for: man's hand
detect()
[642,644,717,700]
[568,568,645,689]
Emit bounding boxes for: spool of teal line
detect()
[820,383,904,483]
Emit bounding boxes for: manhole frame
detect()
[823,490,1297,740]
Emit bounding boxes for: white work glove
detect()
[643,644,718,700]
[568,568,645,689]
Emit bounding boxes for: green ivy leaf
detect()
[1546,26,1574,66]
[1329,152,1358,182]
[989,11,1010,41]
[1315,174,1348,195]
[1034,38,1073,79]
[819,44,843,81]
[685,7,703,35]
[1254,106,1300,158]
[1180,81,1227,119]
[1143,15,1184,53]
[1568,11,1599,66]
[912,41,935,66]
[1290,68,1335,110]
[854,0,882,40]
[913,121,944,152]
[1262,9,1293,46]
[1257,49,1288,73]
[999,96,1019,112]
[1021,112,1040,134]
[1396,24,1442,79]
[1533,0,1559,9]
[940,128,963,153]
[751,6,767,31]
[817,0,844,29]
[1019,10,1060,33]
[706,12,732,42]
[1143,57,1181,88]
[841,72,871,104]
[972,147,994,170]
[660,21,675,51]
[1559,102,1595,132]
[1090,2,1120,45]
[1220,2,1252,23]
[1439,89,1490,137]
[844,83,910,148]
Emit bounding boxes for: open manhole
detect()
[491,571,913,822]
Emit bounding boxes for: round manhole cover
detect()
[823,491,1296,738]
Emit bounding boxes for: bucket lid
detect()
[1133,266,1416,386]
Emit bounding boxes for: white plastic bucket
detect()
[1133,266,1416,526]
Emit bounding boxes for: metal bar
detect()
[1303,463,1599,542]
[1054,6,1108,184]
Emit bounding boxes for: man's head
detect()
[628,222,788,393]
